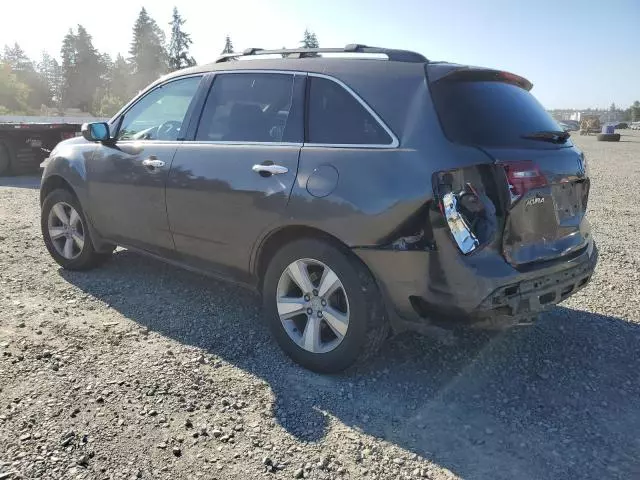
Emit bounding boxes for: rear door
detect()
[166,72,304,280]
[430,71,590,266]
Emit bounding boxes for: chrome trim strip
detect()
[177,141,303,147]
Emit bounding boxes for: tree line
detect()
[0,6,321,117]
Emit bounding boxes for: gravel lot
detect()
[1,132,639,480]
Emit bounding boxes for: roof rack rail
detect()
[215,44,427,63]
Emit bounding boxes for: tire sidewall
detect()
[41,189,99,270]
[262,239,373,373]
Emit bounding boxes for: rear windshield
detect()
[430,80,568,148]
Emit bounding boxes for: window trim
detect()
[108,73,205,143]
[304,73,400,149]
[183,69,399,149]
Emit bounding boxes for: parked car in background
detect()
[39,45,598,372]
[563,120,580,131]
[615,122,628,129]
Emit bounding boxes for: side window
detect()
[195,73,299,143]
[307,76,393,145]
[117,76,201,141]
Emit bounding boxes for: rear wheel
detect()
[596,133,620,142]
[41,188,113,270]
[262,238,388,373]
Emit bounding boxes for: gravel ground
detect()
[1,132,639,480]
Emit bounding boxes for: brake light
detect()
[499,160,547,202]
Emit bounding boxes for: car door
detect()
[166,72,304,281]
[87,75,203,256]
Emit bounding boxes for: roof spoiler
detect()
[430,66,533,91]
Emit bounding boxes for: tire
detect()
[41,188,113,270]
[0,142,11,176]
[596,133,621,142]
[262,238,389,373]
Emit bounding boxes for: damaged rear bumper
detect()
[353,238,598,332]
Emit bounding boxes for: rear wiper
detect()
[521,130,570,144]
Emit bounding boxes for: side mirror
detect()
[81,122,110,142]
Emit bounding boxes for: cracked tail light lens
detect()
[499,160,547,202]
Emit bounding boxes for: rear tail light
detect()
[499,160,547,202]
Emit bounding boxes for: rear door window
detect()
[430,80,568,148]
[306,76,393,146]
[195,73,301,143]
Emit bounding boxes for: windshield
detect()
[431,80,570,148]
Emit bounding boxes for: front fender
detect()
[41,137,97,207]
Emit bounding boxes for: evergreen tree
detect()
[300,29,320,57]
[129,7,168,90]
[109,54,132,105]
[3,43,33,73]
[168,7,196,71]
[59,26,104,112]
[37,51,63,110]
[221,35,234,54]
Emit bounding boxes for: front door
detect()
[166,72,305,280]
[87,75,203,256]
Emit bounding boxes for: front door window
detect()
[116,76,202,141]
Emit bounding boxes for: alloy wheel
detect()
[47,202,85,260]
[276,258,350,354]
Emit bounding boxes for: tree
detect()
[37,51,63,111]
[3,43,51,110]
[221,35,234,55]
[3,43,32,73]
[0,62,30,113]
[609,102,617,112]
[109,54,132,105]
[60,25,105,113]
[168,7,196,72]
[129,7,168,91]
[300,29,320,57]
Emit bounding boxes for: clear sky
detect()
[2,0,638,109]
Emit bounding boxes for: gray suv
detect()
[40,45,597,372]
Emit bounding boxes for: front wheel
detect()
[41,188,113,270]
[262,238,388,373]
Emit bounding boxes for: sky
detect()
[1,0,638,109]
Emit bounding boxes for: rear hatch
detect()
[429,66,590,266]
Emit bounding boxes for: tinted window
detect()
[196,73,299,143]
[117,76,201,141]
[307,76,392,145]
[431,80,567,148]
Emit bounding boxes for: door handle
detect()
[252,164,288,175]
[142,158,165,169]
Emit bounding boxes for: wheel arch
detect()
[253,225,357,288]
[40,175,78,206]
